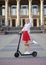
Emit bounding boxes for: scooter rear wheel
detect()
[14,52,19,57]
[32,51,37,57]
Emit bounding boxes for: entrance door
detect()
[23,19,25,27]
[33,19,37,27]
[12,19,15,27]
[44,20,46,25]
[2,19,5,26]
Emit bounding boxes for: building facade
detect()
[0,0,46,27]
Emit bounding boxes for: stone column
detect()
[37,18,39,27]
[5,0,8,26]
[0,5,2,15]
[28,0,33,27]
[16,0,20,27]
[40,0,44,25]
[9,6,12,27]
[28,0,32,19]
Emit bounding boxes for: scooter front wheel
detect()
[14,52,19,57]
[32,51,37,57]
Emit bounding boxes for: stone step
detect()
[0,27,44,34]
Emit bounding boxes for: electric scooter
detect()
[14,33,37,57]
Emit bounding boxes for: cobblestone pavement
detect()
[0,33,46,65]
[0,58,46,65]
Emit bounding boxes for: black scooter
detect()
[14,33,37,57]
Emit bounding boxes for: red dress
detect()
[22,31,30,41]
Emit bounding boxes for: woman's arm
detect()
[30,18,33,23]
[29,17,33,27]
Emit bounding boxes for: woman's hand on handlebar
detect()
[19,31,23,34]
[19,31,22,33]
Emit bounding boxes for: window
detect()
[11,5,17,15]
[32,5,38,15]
[44,5,46,15]
[2,5,5,16]
[21,5,28,15]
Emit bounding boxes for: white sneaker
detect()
[24,51,30,54]
[32,40,38,45]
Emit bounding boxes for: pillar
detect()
[5,0,8,26]
[28,0,32,19]
[40,0,44,25]
[16,0,20,27]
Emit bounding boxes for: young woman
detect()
[20,16,33,54]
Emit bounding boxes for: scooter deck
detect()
[18,50,32,56]
[21,54,32,56]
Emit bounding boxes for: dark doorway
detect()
[23,19,25,26]
[12,19,15,27]
[2,19,5,26]
[8,20,10,26]
[33,19,37,27]
[44,20,46,25]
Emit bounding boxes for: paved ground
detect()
[0,58,46,65]
[0,33,46,65]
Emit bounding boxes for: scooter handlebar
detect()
[19,32,23,35]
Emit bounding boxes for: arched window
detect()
[32,5,38,15]
[2,5,5,16]
[21,5,28,15]
[11,5,17,15]
[44,5,46,15]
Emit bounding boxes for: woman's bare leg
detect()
[24,41,30,52]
